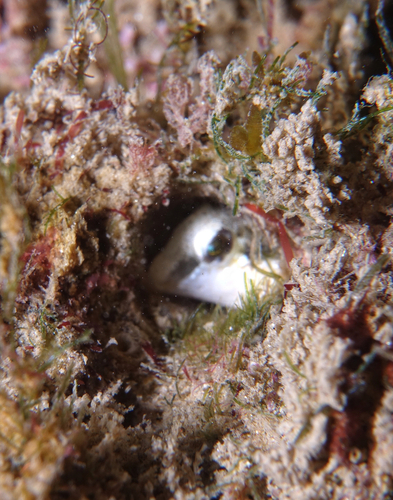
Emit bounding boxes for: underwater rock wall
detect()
[0,0,393,498]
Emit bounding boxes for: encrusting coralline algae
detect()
[0,0,393,499]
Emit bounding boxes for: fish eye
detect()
[205,229,233,262]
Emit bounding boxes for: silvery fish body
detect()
[148,205,287,307]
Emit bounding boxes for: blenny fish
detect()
[148,205,289,307]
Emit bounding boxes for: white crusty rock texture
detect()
[0,0,393,499]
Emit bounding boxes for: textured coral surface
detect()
[1,1,393,499]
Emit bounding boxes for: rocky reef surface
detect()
[0,1,393,499]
